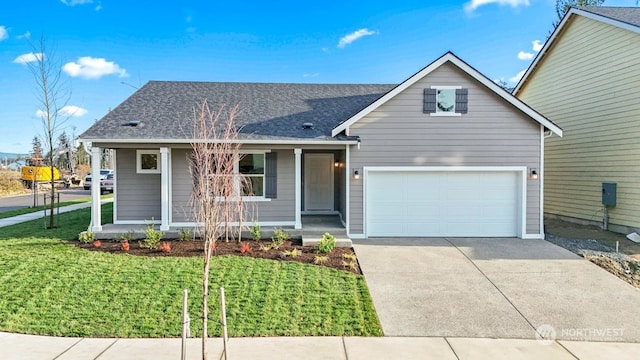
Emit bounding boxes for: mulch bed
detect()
[76,239,361,274]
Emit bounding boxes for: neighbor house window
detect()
[137,150,161,174]
[424,86,468,116]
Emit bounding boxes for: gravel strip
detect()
[545,233,617,255]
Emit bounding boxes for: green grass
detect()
[0,193,113,220]
[0,203,381,338]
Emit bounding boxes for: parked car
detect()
[84,169,113,190]
[100,173,114,194]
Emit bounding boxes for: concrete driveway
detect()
[353,238,640,342]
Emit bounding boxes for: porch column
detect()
[294,148,302,229]
[160,147,170,231]
[90,146,102,232]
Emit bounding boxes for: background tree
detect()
[31,136,43,163]
[55,131,72,172]
[24,36,71,228]
[553,0,605,27]
[188,101,252,360]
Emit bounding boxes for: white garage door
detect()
[366,170,519,237]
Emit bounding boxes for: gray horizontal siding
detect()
[349,62,541,235]
[115,148,161,221]
[171,148,295,224]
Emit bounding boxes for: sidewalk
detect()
[2,332,640,360]
[0,199,113,228]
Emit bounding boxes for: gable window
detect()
[424,86,468,116]
[137,150,161,174]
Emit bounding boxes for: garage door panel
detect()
[366,170,519,237]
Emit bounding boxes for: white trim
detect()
[345,144,350,233]
[114,220,161,225]
[294,148,302,229]
[362,166,528,239]
[214,196,272,202]
[171,221,296,228]
[160,147,170,231]
[331,52,563,138]
[90,147,102,232]
[514,8,640,96]
[540,126,545,238]
[81,138,359,145]
[136,149,161,174]
[168,147,173,225]
[522,234,545,240]
[301,210,340,215]
[112,150,118,224]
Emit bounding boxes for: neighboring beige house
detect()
[515,6,640,233]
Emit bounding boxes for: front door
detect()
[304,153,334,211]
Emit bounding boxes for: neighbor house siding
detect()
[115,148,161,221]
[171,148,296,224]
[517,15,640,229]
[349,62,542,235]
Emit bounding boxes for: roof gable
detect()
[514,6,640,95]
[332,52,562,137]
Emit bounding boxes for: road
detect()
[0,188,91,213]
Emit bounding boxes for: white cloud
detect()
[337,28,377,48]
[517,51,534,60]
[13,52,44,64]
[60,0,93,6]
[0,26,8,41]
[532,39,543,52]
[36,105,88,119]
[465,0,529,12]
[17,31,31,39]
[509,69,526,84]
[303,73,319,78]
[62,56,128,79]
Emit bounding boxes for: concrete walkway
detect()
[2,331,640,360]
[354,238,640,342]
[0,199,112,228]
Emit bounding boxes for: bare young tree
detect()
[24,36,71,228]
[188,100,253,359]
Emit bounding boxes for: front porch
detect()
[93,215,352,247]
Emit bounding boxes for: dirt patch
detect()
[545,217,640,288]
[76,239,361,274]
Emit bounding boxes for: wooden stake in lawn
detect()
[188,101,251,360]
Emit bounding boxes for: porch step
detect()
[301,234,352,248]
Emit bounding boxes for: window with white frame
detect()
[193,152,267,198]
[137,150,161,174]
[423,86,468,116]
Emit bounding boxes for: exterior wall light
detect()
[334,161,340,168]
[529,169,538,180]
[353,169,360,180]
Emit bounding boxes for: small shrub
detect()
[159,241,171,253]
[259,243,272,252]
[121,241,130,251]
[280,248,301,258]
[178,228,193,241]
[141,222,164,249]
[92,240,101,248]
[314,255,329,265]
[342,253,357,261]
[271,227,289,249]
[78,230,94,243]
[240,242,252,254]
[250,221,261,241]
[317,232,336,254]
[342,260,358,271]
[119,230,136,242]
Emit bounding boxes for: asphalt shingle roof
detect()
[577,6,640,28]
[81,81,395,142]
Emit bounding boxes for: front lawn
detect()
[0,204,381,337]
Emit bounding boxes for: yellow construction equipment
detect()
[21,157,60,188]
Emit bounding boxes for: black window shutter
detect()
[265,152,277,199]
[455,88,468,114]
[423,89,437,113]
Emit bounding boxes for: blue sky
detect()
[0,0,636,154]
